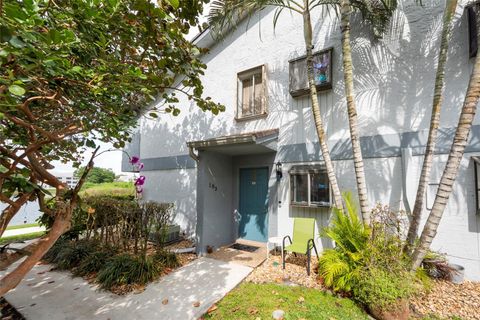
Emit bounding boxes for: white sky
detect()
[51,141,124,174]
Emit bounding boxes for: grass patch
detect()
[203,283,369,320]
[0,231,45,245]
[6,223,39,230]
[80,182,134,198]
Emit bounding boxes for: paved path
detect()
[2,226,45,238]
[3,257,252,320]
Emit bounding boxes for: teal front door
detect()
[239,167,269,242]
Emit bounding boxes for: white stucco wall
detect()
[141,169,197,236]
[135,0,480,279]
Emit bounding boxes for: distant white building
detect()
[51,171,78,188]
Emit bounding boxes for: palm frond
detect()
[350,0,398,37]
[208,0,304,40]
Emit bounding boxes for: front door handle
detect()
[233,209,241,222]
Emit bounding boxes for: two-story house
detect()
[123,0,480,280]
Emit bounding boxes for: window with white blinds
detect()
[236,65,267,120]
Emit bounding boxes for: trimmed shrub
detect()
[353,267,415,311]
[96,254,162,290]
[153,250,180,269]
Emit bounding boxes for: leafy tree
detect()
[74,167,116,184]
[0,0,222,295]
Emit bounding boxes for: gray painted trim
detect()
[142,155,197,171]
[131,125,480,171]
[279,125,480,163]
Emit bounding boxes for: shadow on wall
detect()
[142,168,197,236]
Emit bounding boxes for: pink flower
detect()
[130,156,140,165]
[134,175,146,186]
[136,185,144,193]
[137,162,144,170]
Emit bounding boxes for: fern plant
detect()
[318,192,370,292]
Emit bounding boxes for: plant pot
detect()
[449,263,465,284]
[369,299,409,320]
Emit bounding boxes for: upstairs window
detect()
[236,65,267,120]
[289,47,333,97]
[290,165,330,207]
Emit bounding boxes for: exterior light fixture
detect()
[276,161,283,181]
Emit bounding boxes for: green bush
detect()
[74,246,118,276]
[154,250,180,269]
[353,267,415,311]
[54,240,97,270]
[318,193,370,292]
[318,192,424,312]
[96,254,162,290]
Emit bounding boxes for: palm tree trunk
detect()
[339,0,369,224]
[411,35,480,270]
[405,0,458,253]
[303,5,343,209]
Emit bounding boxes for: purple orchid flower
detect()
[134,175,146,186]
[130,156,140,165]
[137,162,144,170]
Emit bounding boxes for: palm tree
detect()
[405,0,458,253]
[337,0,395,224]
[209,0,396,213]
[411,20,480,269]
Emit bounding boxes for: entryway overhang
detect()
[187,129,278,157]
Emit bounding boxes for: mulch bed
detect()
[411,280,480,320]
[0,297,24,320]
[248,254,480,320]
[246,254,323,289]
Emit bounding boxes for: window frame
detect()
[473,156,480,214]
[289,47,333,97]
[467,3,480,58]
[235,64,267,121]
[289,165,331,208]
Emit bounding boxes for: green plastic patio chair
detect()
[282,217,319,275]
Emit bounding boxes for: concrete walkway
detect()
[3,257,252,320]
[2,226,46,238]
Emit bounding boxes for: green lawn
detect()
[0,231,46,245]
[80,181,134,198]
[203,283,369,320]
[6,223,39,231]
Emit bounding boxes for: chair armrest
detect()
[282,235,292,250]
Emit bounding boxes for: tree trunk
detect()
[339,0,369,223]
[411,35,480,270]
[405,0,458,253]
[0,206,72,296]
[302,5,343,209]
